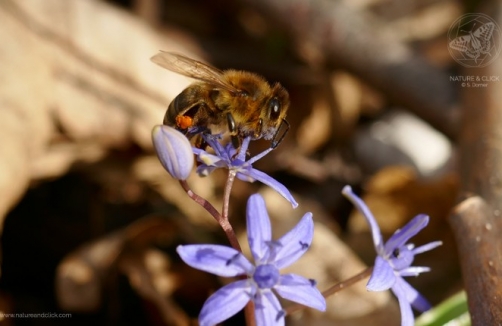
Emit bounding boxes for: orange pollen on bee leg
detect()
[176,116,193,130]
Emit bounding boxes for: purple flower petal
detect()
[151,125,194,180]
[275,274,326,311]
[391,278,415,326]
[254,291,285,326]
[392,276,431,317]
[384,214,429,255]
[197,151,224,167]
[222,143,236,161]
[394,277,431,312]
[412,241,443,255]
[203,134,227,159]
[274,213,313,269]
[176,192,328,326]
[192,134,297,207]
[236,137,251,162]
[246,194,272,263]
[398,266,431,277]
[342,186,384,253]
[340,185,439,325]
[199,280,253,326]
[177,245,254,277]
[388,246,414,270]
[236,171,256,183]
[246,168,298,208]
[246,147,274,165]
[192,147,205,156]
[367,256,396,291]
[196,165,218,177]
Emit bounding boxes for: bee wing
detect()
[151,51,240,94]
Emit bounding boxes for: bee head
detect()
[260,83,290,140]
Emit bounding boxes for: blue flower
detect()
[342,185,442,326]
[193,134,298,208]
[152,125,194,180]
[177,194,326,326]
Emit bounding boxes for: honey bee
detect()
[151,51,290,148]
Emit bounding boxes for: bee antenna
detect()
[271,119,290,149]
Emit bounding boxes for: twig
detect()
[450,197,502,324]
[450,18,502,324]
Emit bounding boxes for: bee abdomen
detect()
[163,96,181,126]
[163,85,206,127]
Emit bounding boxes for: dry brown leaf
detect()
[119,249,189,326]
[0,0,212,232]
[55,216,178,312]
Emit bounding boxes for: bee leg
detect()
[193,134,209,150]
[226,112,241,149]
[271,118,290,149]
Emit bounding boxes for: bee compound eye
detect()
[268,97,281,120]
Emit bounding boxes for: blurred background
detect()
[1,0,498,324]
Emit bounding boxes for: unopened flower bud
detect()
[152,125,193,180]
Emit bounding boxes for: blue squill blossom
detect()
[342,185,442,326]
[152,125,194,180]
[193,134,298,208]
[177,194,326,326]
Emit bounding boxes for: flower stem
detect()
[222,170,237,220]
[178,180,241,251]
[321,266,373,298]
[244,302,256,326]
[285,266,373,316]
[220,170,257,326]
